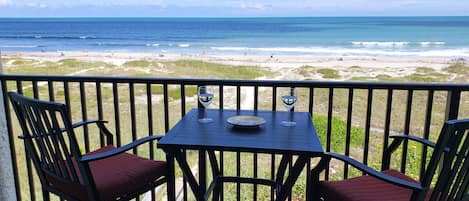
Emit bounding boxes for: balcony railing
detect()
[1,74,468,201]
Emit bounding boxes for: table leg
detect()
[172,149,221,201]
[166,152,176,201]
[307,156,330,201]
[173,149,204,201]
[275,154,291,190]
[275,155,309,201]
[199,150,207,200]
[207,150,220,201]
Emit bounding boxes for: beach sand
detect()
[1,51,466,82]
[2,51,456,68]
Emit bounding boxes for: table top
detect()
[158,109,323,155]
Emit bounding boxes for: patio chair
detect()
[8,92,174,201]
[310,119,469,201]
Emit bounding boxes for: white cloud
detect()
[1,0,467,17]
[237,2,272,10]
[25,2,48,8]
[0,0,12,6]
[65,0,166,7]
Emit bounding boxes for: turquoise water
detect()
[0,17,468,57]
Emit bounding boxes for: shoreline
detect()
[1,51,463,71]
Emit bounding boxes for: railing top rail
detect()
[1,74,469,90]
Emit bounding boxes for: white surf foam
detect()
[0,45,40,48]
[351,41,446,46]
[145,43,160,47]
[210,46,469,57]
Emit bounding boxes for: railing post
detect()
[445,90,461,121]
[0,51,18,200]
[439,89,461,177]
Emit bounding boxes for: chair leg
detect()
[306,173,313,201]
[307,174,322,201]
[42,189,50,201]
[308,174,321,201]
[308,157,330,201]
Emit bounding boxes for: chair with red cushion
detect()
[309,119,469,201]
[8,92,175,201]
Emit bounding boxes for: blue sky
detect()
[0,0,468,17]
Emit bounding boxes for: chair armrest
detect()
[71,120,107,129]
[80,135,164,163]
[64,120,114,145]
[19,120,112,140]
[390,134,436,148]
[325,152,423,191]
[391,135,464,157]
[382,134,439,170]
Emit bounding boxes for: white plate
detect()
[227,115,266,127]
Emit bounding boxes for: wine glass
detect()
[281,87,297,126]
[198,86,214,123]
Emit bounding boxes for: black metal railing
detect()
[1,74,468,201]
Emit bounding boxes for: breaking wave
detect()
[210,46,469,57]
[0,35,97,39]
[351,41,446,46]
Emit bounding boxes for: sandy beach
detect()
[2,51,466,82]
[2,51,457,69]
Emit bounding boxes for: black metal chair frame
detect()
[8,92,175,201]
[310,119,469,201]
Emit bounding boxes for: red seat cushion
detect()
[48,145,166,201]
[318,169,432,201]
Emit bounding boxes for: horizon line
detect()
[1,15,469,19]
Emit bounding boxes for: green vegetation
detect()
[349,71,449,83]
[403,73,448,82]
[3,58,276,80]
[59,58,116,68]
[294,65,317,77]
[348,76,375,81]
[294,66,341,79]
[12,58,36,65]
[123,60,153,67]
[151,85,197,100]
[313,115,364,152]
[317,68,340,79]
[443,63,469,74]
[3,58,115,75]
[375,74,394,81]
[1,57,12,64]
[443,63,469,82]
[416,67,436,73]
[162,60,276,79]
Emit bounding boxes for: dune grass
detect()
[317,68,340,79]
[294,66,341,79]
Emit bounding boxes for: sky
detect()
[0,0,468,17]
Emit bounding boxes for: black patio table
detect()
[158,108,324,201]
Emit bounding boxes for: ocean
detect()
[1,17,469,57]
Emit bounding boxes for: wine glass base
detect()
[281,121,296,127]
[198,118,214,123]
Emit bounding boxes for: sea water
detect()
[0,17,468,57]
